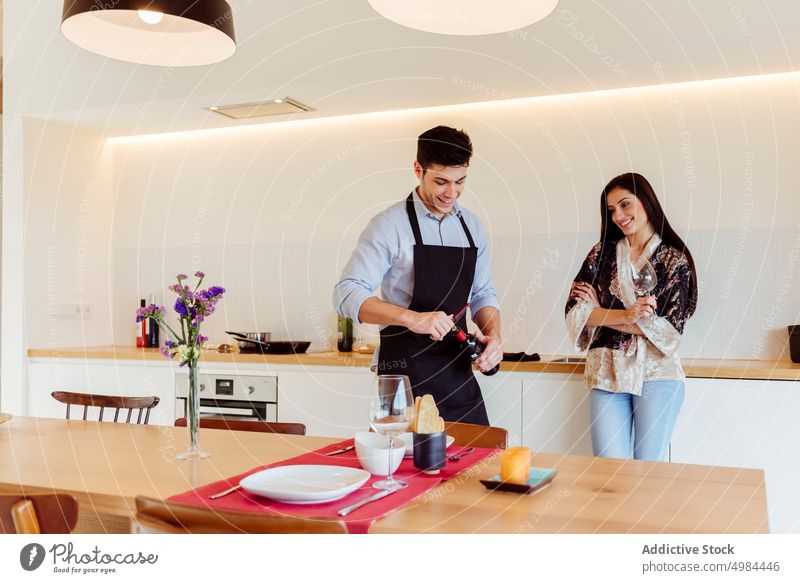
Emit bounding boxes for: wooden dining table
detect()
[0,416,769,533]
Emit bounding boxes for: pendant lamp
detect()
[368,0,559,35]
[61,1,236,67]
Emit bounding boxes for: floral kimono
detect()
[565,233,694,396]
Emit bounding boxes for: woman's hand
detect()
[624,297,657,324]
[570,282,600,306]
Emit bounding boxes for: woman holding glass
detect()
[565,173,697,461]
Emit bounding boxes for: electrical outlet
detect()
[52,303,93,320]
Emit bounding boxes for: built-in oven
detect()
[175,371,278,422]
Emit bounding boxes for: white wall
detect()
[23,119,115,349]
[107,72,800,360]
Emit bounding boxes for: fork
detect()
[209,484,241,499]
[448,447,475,462]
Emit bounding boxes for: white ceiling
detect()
[7,0,800,135]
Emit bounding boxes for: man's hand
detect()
[473,329,503,372]
[405,311,454,341]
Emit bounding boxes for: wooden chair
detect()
[51,391,160,424]
[444,421,508,449]
[134,496,346,534]
[0,494,79,534]
[174,417,306,435]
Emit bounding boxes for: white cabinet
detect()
[478,373,523,446]
[276,368,374,438]
[28,359,176,426]
[671,377,800,534]
[522,372,593,456]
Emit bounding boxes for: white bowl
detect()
[354,431,405,476]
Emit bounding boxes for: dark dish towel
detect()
[502,352,541,362]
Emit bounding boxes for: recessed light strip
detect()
[109,69,800,145]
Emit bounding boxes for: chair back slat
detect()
[443,421,508,449]
[0,494,78,534]
[174,417,306,435]
[134,496,345,534]
[51,392,160,425]
[11,500,41,534]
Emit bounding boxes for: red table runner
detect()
[168,440,498,534]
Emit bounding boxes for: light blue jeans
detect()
[589,380,685,462]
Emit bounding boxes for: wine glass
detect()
[369,374,413,490]
[631,258,657,298]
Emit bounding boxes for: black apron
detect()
[377,193,490,426]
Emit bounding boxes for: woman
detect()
[565,173,697,461]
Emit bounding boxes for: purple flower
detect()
[174,299,189,317]
[136,304,165,323]
[137,271,225,364]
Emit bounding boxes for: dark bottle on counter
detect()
[146,293,159,348]
[137,299,146,348]
[337,315,353,352]
[451,324,499,376]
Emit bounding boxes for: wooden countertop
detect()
[28,345,800,381]
[0,417,769,533]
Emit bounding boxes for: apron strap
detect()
[458,214,476,248]
[405,193,424,246]
[406,192,477,248]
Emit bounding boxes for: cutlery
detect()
[209,484,241,499]
[448,447,475,462]
[323,445,355,456]
[337,487,399,516]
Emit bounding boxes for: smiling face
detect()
[606,187,651,239]
[414,161,467,218]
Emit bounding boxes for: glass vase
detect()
[176,360,210,460]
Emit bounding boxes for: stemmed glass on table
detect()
[369,374,413,491]
[631,257,657,298]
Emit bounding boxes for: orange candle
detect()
[500,446,531,485]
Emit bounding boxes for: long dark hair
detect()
[600,172,698,316]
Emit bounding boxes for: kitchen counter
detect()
[27,345,800,381]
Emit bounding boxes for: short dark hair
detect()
[416,126,473,170]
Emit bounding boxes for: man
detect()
[333,125,502,425]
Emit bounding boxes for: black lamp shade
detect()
[61,0,236,66]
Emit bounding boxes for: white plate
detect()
[402,433,456,457]
[239,465,370,505]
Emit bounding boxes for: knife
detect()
[323,445,355,456]
[337,487,399,516]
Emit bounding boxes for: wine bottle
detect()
[337,315,353,352]
[138,299,146,348]
[147,292,160,348]
[450,324,499,376]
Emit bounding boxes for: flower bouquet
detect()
[136,271,225,460]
